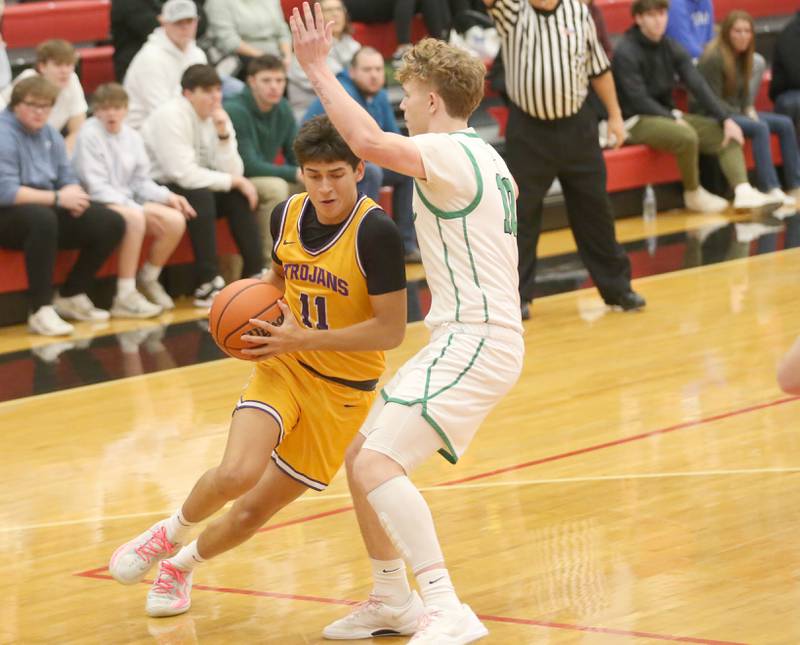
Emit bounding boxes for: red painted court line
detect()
[441,395,800,486]
[260,395,800,532]
[256,505,353,534]
[73,567,745,644]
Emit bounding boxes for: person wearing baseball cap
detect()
[123,0,207,130]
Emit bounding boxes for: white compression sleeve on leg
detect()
[366,476,444,573]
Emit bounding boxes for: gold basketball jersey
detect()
[274,193,385,385]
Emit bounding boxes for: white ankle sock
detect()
[164,507,195,545]
[168,540,205,572]
[734,183,752,196]
[416,567,460,610]
[139,262,161,284]
[370,558,411,606]
[117,278,136,298]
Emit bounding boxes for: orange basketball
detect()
[208,279,284,360]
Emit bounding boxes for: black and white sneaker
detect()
[193,276,225,308]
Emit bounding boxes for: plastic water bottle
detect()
[643,184,657,256]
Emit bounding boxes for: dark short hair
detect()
[293,116,360,170]
[36,39,77,67]
[632,0,669,15]
[181,64,221,91]
[10,76,59,108]
[246,54,285,78]
[91,82,128,109]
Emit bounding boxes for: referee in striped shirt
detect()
[484,0,645,318]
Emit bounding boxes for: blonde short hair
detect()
[91,82,129,109]
[396,38,485,120]
[36,39,77,66]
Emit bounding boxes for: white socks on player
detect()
[367,476,461,610]
[370,558,411,606]
[164,507,195,545]
[168,540,205,572]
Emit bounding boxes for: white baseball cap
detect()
[161,0,198,23]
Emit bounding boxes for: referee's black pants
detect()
[505,101,632,304]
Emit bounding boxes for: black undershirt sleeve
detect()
[269,200,288,265]
[357,210,407,295]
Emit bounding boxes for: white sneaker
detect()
[111,290,163,319]
[109,520,180,585]
[732,184,782,211]
[408,604,489,644]
[192,275,225,308]
[27,305,74,336]
[137,275,175,310]
[767,187,796,208]
[683,187,728,213]
[53,293,110,322]
[323,592,424,639]
[146,560,193,618]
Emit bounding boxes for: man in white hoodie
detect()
[142,64,263,307]
[124,0,207,130]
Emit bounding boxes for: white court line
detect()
[3,467,800,534]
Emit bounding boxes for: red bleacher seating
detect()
[2,0,110,49]
[79,45,115,94]
[0,221,238,296]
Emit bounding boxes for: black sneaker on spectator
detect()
[137,274,175,310]
[28,305,74,336]
[193,276,225,308]
[53,293,110,322]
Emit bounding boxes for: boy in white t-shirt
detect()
[3,40,88,153]
[73,83,195,317]
[293,5,524,643]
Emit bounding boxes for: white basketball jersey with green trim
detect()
[411,128,522,333]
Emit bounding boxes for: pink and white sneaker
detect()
[109,521,180,585]
[408,604,488,644]
[146,560,193,617]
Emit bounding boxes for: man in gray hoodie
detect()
[124,0,207,130]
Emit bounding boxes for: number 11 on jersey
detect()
[299,293,329,330]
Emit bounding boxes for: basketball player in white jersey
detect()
[292,4,524,643]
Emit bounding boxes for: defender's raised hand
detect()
[289,2,334,70]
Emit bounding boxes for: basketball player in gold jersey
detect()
[108,116,408,618]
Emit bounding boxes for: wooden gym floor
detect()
[0,213,798,644]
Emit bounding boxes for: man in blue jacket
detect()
[304,47,420,262]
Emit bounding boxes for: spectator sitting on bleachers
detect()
[0,77,125,336]
[769,10,800,146]
[205,0,291,80]
[124,0,207,130]
[111,0,208,82]
[141,64,264,307]
[344,0,450,67]
[665,0,713,61]
[1,40,87,154]
[224,55,302,276]
[287,0,360,120]
[613,0,779,214]
[696,11,800,209]
[303,47,420,262]
[72,83,195,318]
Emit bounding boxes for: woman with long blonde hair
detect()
[695,10,800,208]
